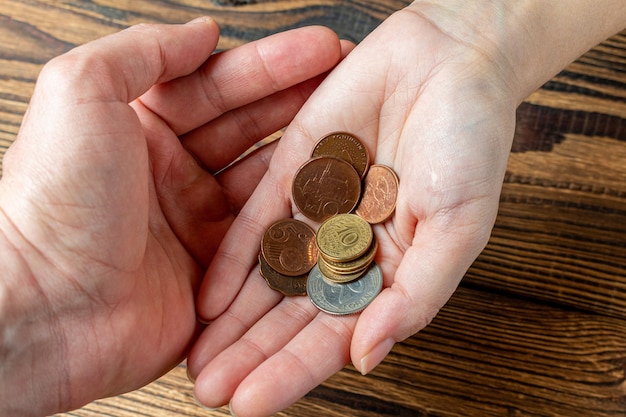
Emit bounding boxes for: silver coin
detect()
[307,263,383,315]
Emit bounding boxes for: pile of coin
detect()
[315,213,377,284]
[259,132,398,315]
[259,218,317,296]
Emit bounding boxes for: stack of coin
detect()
[259,132,398,315]
[315,213,377,284]
[259,218,318,296]
[306,213,383,315]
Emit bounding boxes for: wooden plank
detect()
[57,286,626,416]
[463,31,626,317]
[466,129,626,318]
[2,1,625,416]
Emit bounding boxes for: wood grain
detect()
[60,287,626,417]
[465,32,626,319]
[0,1,624,416]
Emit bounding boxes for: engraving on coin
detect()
[259,132,399,313]
[259,254,307,296]
[311,131,370,178]
[316,213,373,262]
[292,156,361,223]
[261,218,318,276]
[355,164,399,224]
[307,263,383,315]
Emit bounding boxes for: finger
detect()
[137,108,278,268]
[138,26,343,136]
[187,268,283,380]
[195,144,303,320]
[192,293,318,408]
[180,76,319,175]
[216,140,278,213]
[42,17,220,104]
[351,209,493,375]
[228,313,358,417]
[181,39,355,173]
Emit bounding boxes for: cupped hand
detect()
[190,6,520,416]
[0,19,344,415]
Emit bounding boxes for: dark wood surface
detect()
[1,1,625,416]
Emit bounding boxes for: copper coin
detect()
[311,131,370,178]
[261,218,318,277]
[292,156,361,223]
[259,254,307,296]
[355,164,399,224]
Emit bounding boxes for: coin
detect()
[355,164,399,224]
[292,156,361,223]
[259,253,308,296]
[319,234,378,275]
[317,257,369,284]
[316,213,373,262]
[307,263,383,315]
[311,131,370,178]
[261,218,318,277]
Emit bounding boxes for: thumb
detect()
[45,17,220,104]
[351,218,490,375]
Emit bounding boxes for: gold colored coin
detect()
[319,234,378,274]
[316,213,373,262]
[317,256,370,284]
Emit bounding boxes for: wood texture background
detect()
[0,1,624,416]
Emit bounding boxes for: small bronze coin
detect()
[311,131,370,178]
[307,263,383,315]
[261,218,318,277]
[259,254,307,296]
[316,213,373,262]
[355,164,399,224]
[292,156,361,223]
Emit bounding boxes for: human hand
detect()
[189,6,521,416]
[0,19,344,415]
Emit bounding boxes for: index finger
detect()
[138,26,344,135]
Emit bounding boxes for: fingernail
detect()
[187,16,214,25]
[359,338,395,375]
[193,390,220,412]
[229,400,239,417]
[186,365,196,383]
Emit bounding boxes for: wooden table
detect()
[2,1,625,416]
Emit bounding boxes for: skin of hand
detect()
[189,2,626,416]
[0,18,346,416]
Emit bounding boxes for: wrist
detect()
[0,203,68,416]
[407,0,626,103]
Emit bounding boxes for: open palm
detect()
[190,9,518,416]
[0,20,344,415]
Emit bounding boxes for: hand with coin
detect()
[189,2,626,416]
[0,19,348,415]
